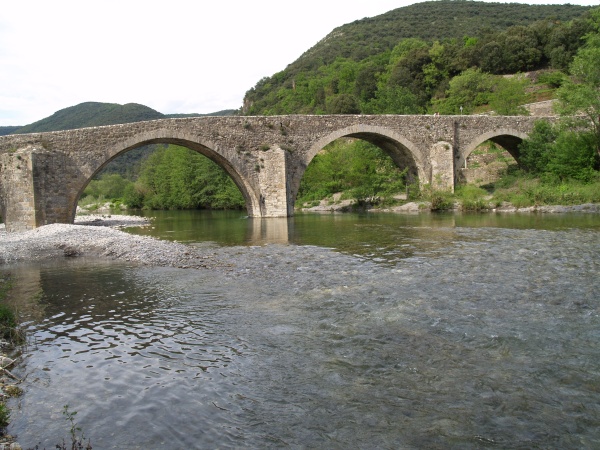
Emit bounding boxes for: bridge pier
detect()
[0,146,74,232]
[430,141,455,192]
[255,147,292,217]
[1,147,40,232]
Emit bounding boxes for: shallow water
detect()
[3,212,600,448]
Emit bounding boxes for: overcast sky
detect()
[1,0,597,125]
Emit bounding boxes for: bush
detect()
[0,403,9,429]
[82,174,132,201]
[519,121,599,182]
[490,175,600,206]
[0,304,17,341]
[546,131,598,182]
[455,185,490,211]
[537,70,567,88]
[123,184,145,209]
[417,184,455,211]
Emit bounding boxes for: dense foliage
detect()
[82,145,244,211]
[243,2,595,116]
[555,11,600,159]
[519,121,599,183]
[518,15,600,184]
[297,139,408,206]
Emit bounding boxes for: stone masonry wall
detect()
[0,147,37,231]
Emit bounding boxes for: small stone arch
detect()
[459,128,530,171]
[71,129,261,221]
[290,124,427,203]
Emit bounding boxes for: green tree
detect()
[326,94,361,114]
[363,86,422,114]
[83,173,132,200]
[556,30,600,159]
[133,145,244,210]
[519,120,558,174]
[297,139,408,205]
[555,18,600,158]
[519,120,599,181]
[547,131,598,182]
[434,68,494,114]
[488,75,530,115]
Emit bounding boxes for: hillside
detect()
[243,0,595,115]
[5,102,238,135]
[295,1,591,68]
[14,102,164,134]
[0,126,21,136]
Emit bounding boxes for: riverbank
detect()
[303,198,600,214]
[0,215,222,268]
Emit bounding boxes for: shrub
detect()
[0,403,9,429]
[428,190,454,211]
[0,304,17,341]
[537,70,567,88]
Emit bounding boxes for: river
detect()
[3,210,600,449]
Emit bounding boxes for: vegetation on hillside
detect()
[243,1,594,115]
[0,126,20,137]
[6,103,237,135]
[14,102,164,134]
[295,1,590,68]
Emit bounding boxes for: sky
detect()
[1,0,598,126]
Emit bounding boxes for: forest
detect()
[73,2,600,212]
[242,3,595,116]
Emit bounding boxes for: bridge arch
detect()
[290,124,427,204]
[72,128,260,221]
[459,128,530,173]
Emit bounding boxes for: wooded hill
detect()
[0,102,237,136]
[243,0,595,115]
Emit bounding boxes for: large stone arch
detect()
[289,124,427,204]
[71,129,261,221]
[459,128,530,172]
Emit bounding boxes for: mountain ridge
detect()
[1,102,237,135]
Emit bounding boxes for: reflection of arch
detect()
[291,124,426,202]
[460,129,529,170]
[71,129,259,221]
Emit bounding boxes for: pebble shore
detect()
[0,215,222,269]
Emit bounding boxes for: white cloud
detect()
[0,0,597,125]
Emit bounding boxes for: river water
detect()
[3,211,600,449]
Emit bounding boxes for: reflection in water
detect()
[247,217,291,244]
[2,212,600,448]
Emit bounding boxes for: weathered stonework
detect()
[0,114,555,232]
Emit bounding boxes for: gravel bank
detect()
[0,215,221,269]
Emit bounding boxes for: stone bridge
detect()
[0,114,552,232]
